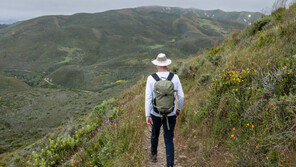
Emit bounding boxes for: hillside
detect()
[0,75,30,93]
[0,6,261,91]
[1,4,295,167]
[0,76,126,155]
[0,7,262,157]
[174,5,296,166]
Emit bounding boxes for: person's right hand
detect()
[176,110,181,117]
[146,116,153,127]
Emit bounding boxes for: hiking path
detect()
[145,127,184,167]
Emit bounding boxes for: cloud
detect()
[0,0,275,22]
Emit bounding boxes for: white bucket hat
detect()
[151,53,172,66]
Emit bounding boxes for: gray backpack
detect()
[152,73,176,130]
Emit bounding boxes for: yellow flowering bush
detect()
[192,61,296,165]
[211,68,256,94]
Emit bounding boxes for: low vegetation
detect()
[2,4,296,167]
[0,81,147,166]
[0,6,262,158]
[175,4,296,166]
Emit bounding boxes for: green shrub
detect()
[168,65,179,73]
[178,64,197,78]
[251,16,272,34]
[198,74,211,84]
[25,98,117,166]
[198,58,206,67]
[206,54,222,66]
[184,62,296,165]
[271,7,286,21]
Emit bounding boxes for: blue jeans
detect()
[151,114,177,167]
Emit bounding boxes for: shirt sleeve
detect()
[176,75,184,111]
[145,76,153,117]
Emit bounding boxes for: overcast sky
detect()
[0,0,279,23]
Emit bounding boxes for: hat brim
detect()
[151,59,172,66]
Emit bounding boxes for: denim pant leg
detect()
[151,114,162,155]
[163,115,176,166]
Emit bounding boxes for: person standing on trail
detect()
[145,53,184,167]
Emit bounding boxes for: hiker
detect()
[145,53,184,167]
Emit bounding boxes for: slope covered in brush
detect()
[0,7,262,157]
[0,6,262,156]
[2,5,295,167]
[175,5,296,166]
[0,80,147,166]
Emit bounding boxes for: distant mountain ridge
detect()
[137,6,261,25]
[0,6,262,91]
[0,24,8,29]
[0,19,18,24]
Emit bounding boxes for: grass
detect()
[0,80,147,166]
[1,5,294,166]
[0,87,104,155]
[174,4,296,166]
[17,4,293,166]
[0,7,259,158]
[0,73,133,156]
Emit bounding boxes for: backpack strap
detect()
[151,73,161,81]
[167,72,174,81]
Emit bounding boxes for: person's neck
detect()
[157,66,168,72]
[158,69,168,72]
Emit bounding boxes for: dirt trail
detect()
[145,127,183,167]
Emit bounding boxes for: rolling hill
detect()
[2,4,295,165]
[0,6,263,161]
[8,4,293,167]
[0,6,262,91]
